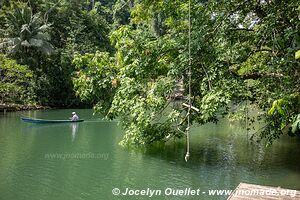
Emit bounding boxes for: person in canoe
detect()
[70,112,79,121]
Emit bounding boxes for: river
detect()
[0,109,299,200]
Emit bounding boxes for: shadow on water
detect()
[132,121,300,183]
[122,127,300,193]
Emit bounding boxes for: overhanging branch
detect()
[231,71,284,79]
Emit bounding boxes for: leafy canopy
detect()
[0,54,33,104]
[66,0,299,145]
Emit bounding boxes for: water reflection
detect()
[70,123,79,142]
[22,122,80,142]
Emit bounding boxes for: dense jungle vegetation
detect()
[1,0,300,145]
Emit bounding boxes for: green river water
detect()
[0,109,300,200]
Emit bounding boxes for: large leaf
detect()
[33,33,51,41]
[21,40,30,47]
[291,114,300,134]
[40,41,54,55]
[29,38,43,47]
[295,50,300,60]
[38,24,51,32]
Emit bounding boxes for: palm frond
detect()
[38,24,51,32]
[9,42,21,55]
[21,40,30,47]
[0,40,13,49]
[2,4,54,56]
[32,32,51,41]
[28,38,43,47]
[40,41,54,55]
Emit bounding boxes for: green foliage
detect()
[73,0,300,146]
[296,50,300,60]
[237,52,271,75]
[73,51,117,113]
[291,114,300,135]
[1,0,299,145]
[112,0,132,28]
[0,54,33,103]
[264,93,300,142]
[0,4,54,58]
[73,49,180,145]
[45,0,112,106]
[0,0,114,107]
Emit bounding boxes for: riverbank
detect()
[0,103,49,113]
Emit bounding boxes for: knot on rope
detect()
[185,152,190,162]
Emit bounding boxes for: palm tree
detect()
[0,4,54,57]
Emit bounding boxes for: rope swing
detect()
[185,0,192,162]
[169,0,198,162]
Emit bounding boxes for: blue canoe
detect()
[21,117,84,123]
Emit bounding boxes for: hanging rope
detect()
[246,80,249,139]
[185,0,192,162]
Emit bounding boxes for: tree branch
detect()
[231,71,284,80]
[229,28,254,32]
